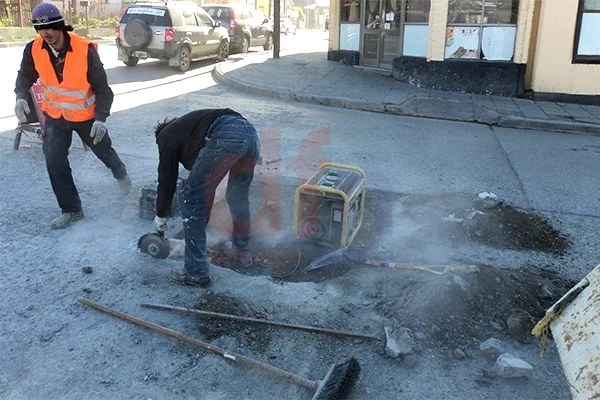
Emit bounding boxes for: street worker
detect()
[153,109,261,287]
[14,3,131,230]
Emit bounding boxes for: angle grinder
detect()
[137,232,170,259]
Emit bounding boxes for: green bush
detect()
[0,17,15,27]
[74,16,120,30]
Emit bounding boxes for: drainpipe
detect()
[524,0,542,92]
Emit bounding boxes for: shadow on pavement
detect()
[106,58,221,85]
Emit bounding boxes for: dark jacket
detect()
[155,108,243,217]
[14,32,114,122]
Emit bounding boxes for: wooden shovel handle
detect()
[140,303,380,341]
[77,298,316,389]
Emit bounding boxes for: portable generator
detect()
[294,163,366,248]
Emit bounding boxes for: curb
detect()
[212,64,600,136]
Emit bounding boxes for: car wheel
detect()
[178,45,191,72]
[123,56,139,67]
[123,20,152,50]
[217,40,229,62]
[263,33,273,50]
[240,36,250,53]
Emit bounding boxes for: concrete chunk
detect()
[494,353,533,378]
[480,338,506,360]
[384,326,413,358]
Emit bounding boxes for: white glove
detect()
[154,216,169,233]
[90,120,107,145]
[15,99,30,123]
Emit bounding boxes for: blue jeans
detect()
[180,116,260,277]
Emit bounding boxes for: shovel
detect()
[304,248,476,275]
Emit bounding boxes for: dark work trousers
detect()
[42,116,128,213]
[180,116,261,277]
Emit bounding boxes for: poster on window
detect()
[445,27,479,59]
[481,26,517,61]
[578,13,600,55]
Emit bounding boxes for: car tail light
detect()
[228,8,236,31]
[115,25,120,37]
[165,28,175,43]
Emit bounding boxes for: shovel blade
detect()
[304,248,348,272]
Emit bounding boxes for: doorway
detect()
[360,0,403,68]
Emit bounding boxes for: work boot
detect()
[118,174,132,196]
[169,266,211,287]
[50,210,84,230]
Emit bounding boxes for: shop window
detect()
[341,0,360,22]
[445,0,519,61]
[573,0,600,64]
[403,0,430,57]
[340,0,360,51]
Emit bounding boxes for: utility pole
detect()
[273,0,280,58]
[18,0,23,27]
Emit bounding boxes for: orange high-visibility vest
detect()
[31,33,97,122]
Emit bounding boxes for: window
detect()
[446,0,519,61]
[195,9,214,27]
[403,0,431,57]
[573,0,600,63]
[183,10,198,26]
[341,0,360,22]
[204,7,231,20]
[121,7,172,26]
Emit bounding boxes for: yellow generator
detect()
[294,163,366,248]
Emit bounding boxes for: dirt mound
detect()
[459,205,571,253]
[194,292,273,352]
[402,192,571,254]
[373,262,575,350]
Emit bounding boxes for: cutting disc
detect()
[138,233,170,259]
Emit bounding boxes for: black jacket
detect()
[155,108,243,218]
[14,33,114,122]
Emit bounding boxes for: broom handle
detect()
[140,303,380,341]
[77,298,316,390]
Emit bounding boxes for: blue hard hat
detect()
[31,3,64,27]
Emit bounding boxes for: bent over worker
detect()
[153,109,261,287]
[14,3,131,230]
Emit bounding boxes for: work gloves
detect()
[154,216,169,233]
[15,99,30,123]
[90,120,107,145]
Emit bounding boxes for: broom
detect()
[77,298,360,400]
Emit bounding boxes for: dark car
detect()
[202,3,273,53]
[116,0,230,72]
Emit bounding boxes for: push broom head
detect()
[312,357,361,400]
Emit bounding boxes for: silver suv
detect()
[116,0,230,72]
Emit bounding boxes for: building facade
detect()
[327,0,600,102]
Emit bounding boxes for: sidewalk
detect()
[213,51,600,135]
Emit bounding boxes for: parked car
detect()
[202,3,273,53]
[115,0,230,72]
[281,18,297,35]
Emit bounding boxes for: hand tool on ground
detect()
[304,248,471,275]
[78,298,360,400]
[140,302,380,341]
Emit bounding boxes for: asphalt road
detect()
[0,28,597,400]
[0,29,328,120]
